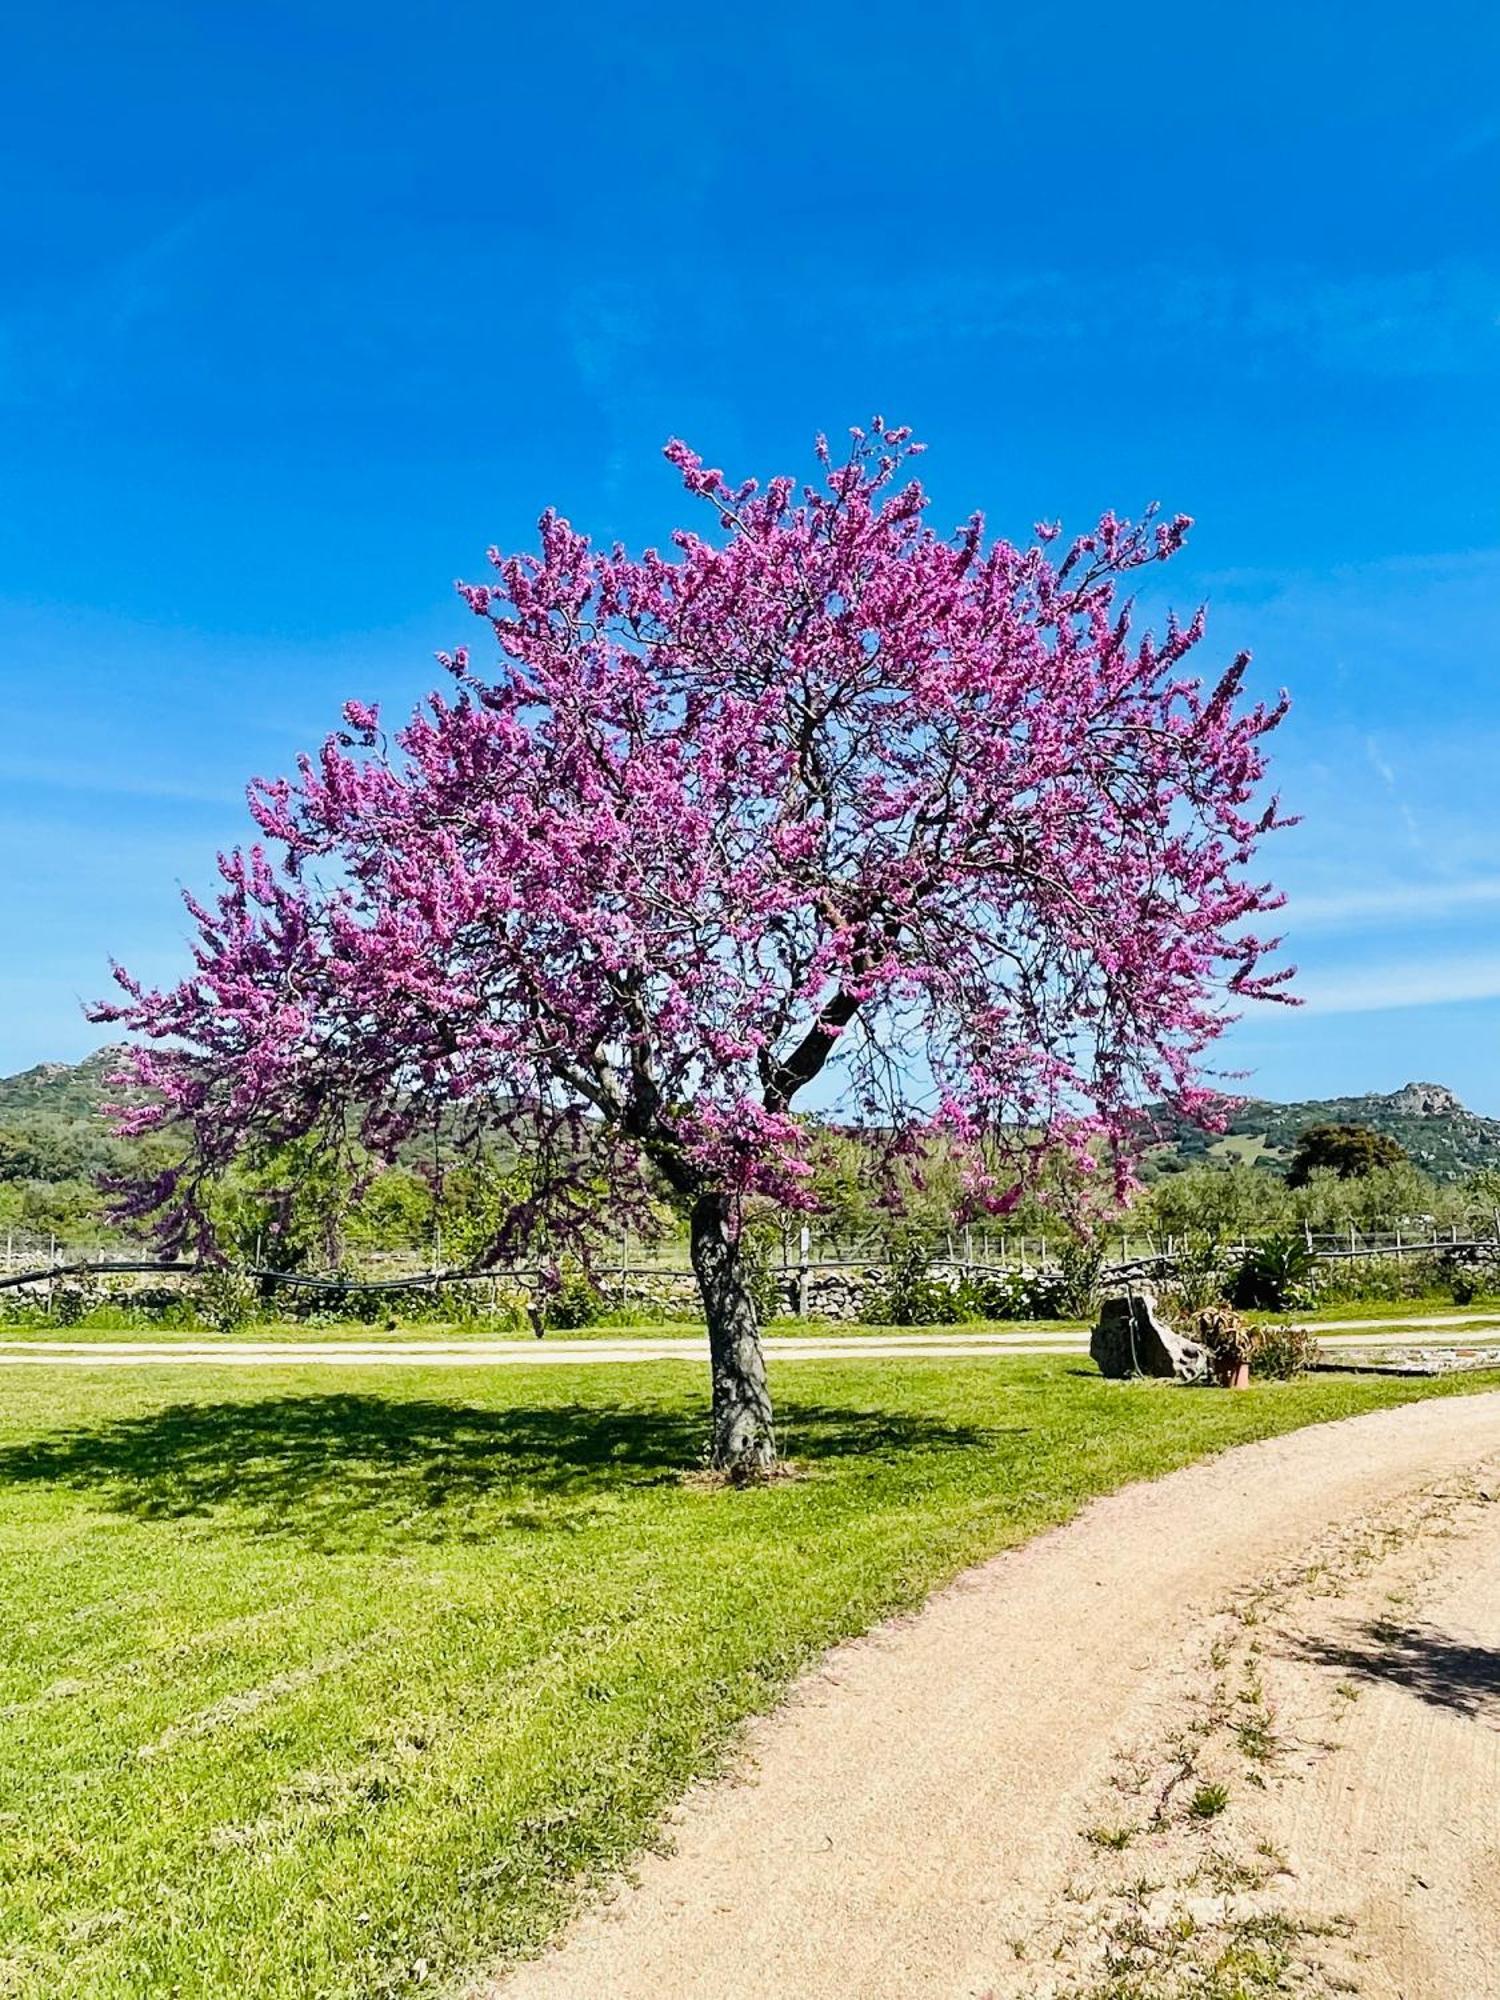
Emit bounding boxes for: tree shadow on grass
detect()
[0,1394,1013,1548]
[1295,1619,1500,1725]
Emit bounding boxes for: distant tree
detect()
[204,1137,355,1271]
[95,424,1292,1471]
[0,1125,104,1185]
[1286,1123,1407,1187]
[1142,1162,1292,1242]
[1288,1159,1459,1233]
[345,1167,436,1254]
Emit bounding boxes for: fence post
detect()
[796,1223,811,1316]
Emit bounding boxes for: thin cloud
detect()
[1299,953,1500,1016]
[0,754,242,808]
[1289,878,1500,931]
[1363,734,1423,851]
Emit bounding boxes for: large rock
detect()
[1091,1290,1209,1383]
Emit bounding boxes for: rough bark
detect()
[689,1191,777,1473]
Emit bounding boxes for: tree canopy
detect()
[1286,1123,1407,1187]
[96,424,1292,1464]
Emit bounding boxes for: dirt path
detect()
[476,1393,1500,2000]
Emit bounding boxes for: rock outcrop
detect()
[1091,1290,1210,1383]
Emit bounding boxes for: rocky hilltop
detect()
[1150,1080,1500,1182]
[3,1053,1500,1185]
[1383,1081,1467,1120]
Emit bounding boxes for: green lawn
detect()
[1,1355,1497,1999]
[1274,1295,1500,1323]
[0,1314,1092,1343]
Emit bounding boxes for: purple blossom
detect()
[92,421,1294,1466]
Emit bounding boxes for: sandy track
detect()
[476,1393,1500,2000]
[1245,1490,1500,1999]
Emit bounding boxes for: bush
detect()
[194,1265,256,1334]
[1250,1321,1319,1380]
[876,1258,1077,1325]
[1232,1236,1318,1312]
[50,1280,104,1327]
[1054,1237,1105,1318]
[1189,1304,1318,1380]
[1437,1255,1489,1307]
[542,1266,605,1330]
[1161,1235,1231,1317]
[1311,1254,1444,1306]
[1191,1304,1253,1369]
[877,1257,968,1325]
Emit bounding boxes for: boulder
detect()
[1091,1289,1209,1384]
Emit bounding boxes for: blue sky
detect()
[2,2,1499,1106]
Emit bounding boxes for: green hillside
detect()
[0,1047,128,1125]
[5,1052,1500,1201]
[1147,1081,1500,1183]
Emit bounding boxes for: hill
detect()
[0,1047,129,1125]
[1147,1081,1500,1183]
[4,1052,1500,1188]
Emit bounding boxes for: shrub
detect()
[1437,1255,1488,1307]
[1054,1237,1105,1319]
[1191,1304,1254,1369]
[875,1258,1076,1325]
[50,1279,104,1326]
[1250,1321,1319,1380]
[1311,1254,1443,1305]
[193,1264,256,1334]
[1162,1234,1231,1316]
[989,1265,1081,1319]
[735,1228,785,1323]
[877,1257,968,1325]
[1232,1236,1317,1312]
[542,1266,605,1330]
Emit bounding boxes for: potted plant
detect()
[1193,1304,1254,1389]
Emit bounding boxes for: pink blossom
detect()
[95,421,1293,1266]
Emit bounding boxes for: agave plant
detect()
[1232,1235,1318,1312]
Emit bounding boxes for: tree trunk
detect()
[689,1192,777,1473]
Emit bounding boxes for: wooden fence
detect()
[4,1217,1500,1299]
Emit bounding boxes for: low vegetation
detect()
[2,1353,1497,1999]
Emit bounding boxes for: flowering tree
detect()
[96,424,1292,1470]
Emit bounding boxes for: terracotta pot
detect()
[1213,1356,1252,1390]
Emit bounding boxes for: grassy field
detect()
[0,1315,1087,1344]
[3,1353,1499,1998]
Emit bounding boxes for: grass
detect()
[0,1313,1095,1343]
[0,1354,1497,1998]
[1277,1295,1500,1324]
[1187,1782,1230,1821]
